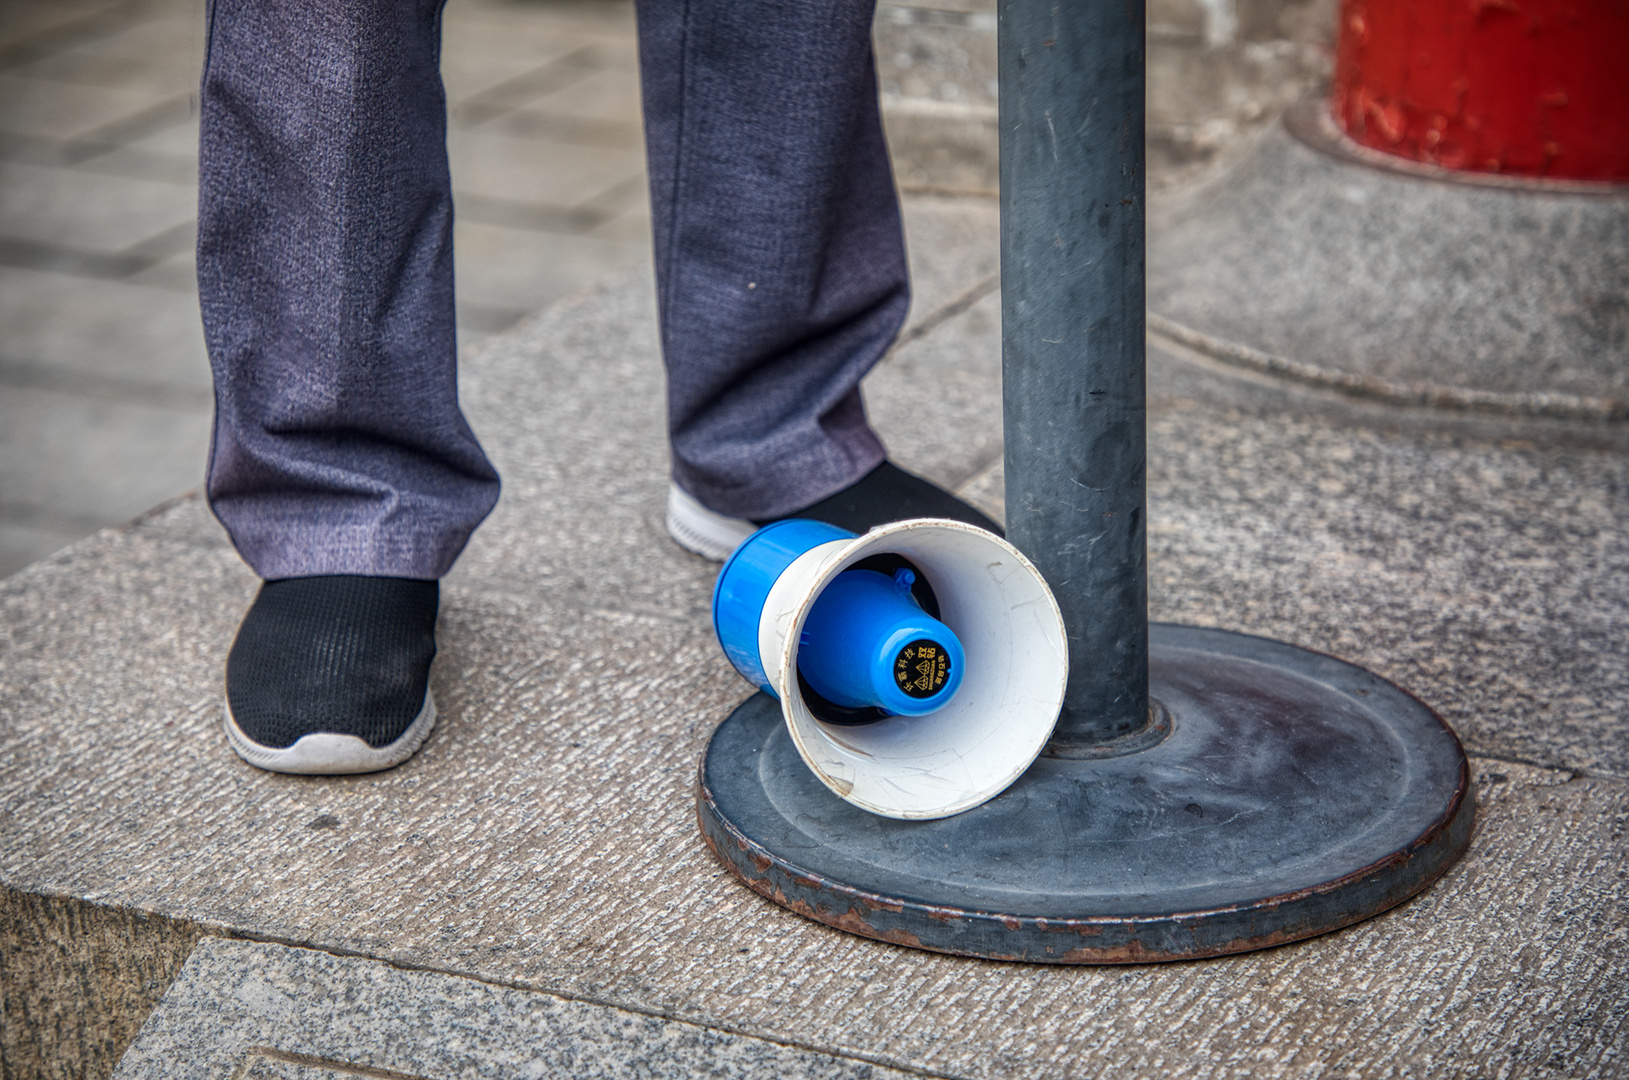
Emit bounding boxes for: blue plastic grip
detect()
[712,519,855,695]
[798,568,965,716]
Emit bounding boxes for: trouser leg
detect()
[198,0,500,581]
[635,0,909,521]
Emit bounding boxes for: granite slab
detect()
[113,938,935,1080]
[1149,113,1629,409]
[2,196,1626,1080]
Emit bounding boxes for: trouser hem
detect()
[672,430,886,522]
[224,526,475,582]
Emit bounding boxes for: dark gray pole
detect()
[999,0,1148,743]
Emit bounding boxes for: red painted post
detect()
[1332,0,1629,181]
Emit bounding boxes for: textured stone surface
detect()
[1145,346,1629,778]
[971,336,1629,780]
[1,891,203,1080]
[1149,119,1629,405]
[0,267,211,398]
[3,190,1627,1077]
[0,159,194,252]
[114,938,932,1080]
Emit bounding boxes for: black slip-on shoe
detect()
[223,575,440,775]
[665,461,1003,562]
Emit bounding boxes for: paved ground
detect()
[3,192,1625,1077]
[9,4,1625,1074]
[114,938,936,1080]
[0,0,652,579]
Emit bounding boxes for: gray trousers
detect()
[198,0,908,580]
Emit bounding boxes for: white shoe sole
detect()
[223,691,437,775]
[665,483,757,562]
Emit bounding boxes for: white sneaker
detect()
[666,483,757,562]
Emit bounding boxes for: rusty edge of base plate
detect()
[695,721,1474,965]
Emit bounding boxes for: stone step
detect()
[1149,112,1629,414]
[2,195,1626,1080]
[113,938,935,1080]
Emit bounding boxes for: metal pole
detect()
[999,0,1148,744]
[699,0,1473,962]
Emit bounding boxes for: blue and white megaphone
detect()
[713,518,1068,820]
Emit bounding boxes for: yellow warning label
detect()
[894,640,951,699]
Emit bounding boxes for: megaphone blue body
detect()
[714,520,965,719]
[713,519,844,696]
[799,566,965,716]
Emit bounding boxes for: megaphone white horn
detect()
[712,517,1069,820]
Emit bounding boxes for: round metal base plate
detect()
[697,624,1474,963]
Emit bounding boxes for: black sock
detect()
[756,462,1003,537]
[226,576,438,749]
